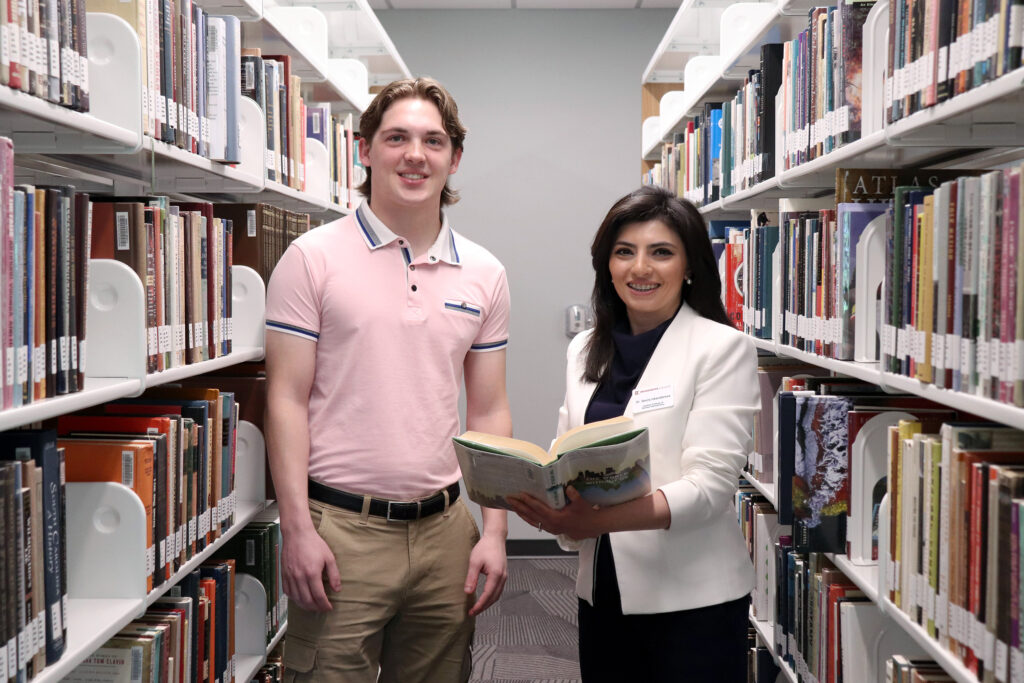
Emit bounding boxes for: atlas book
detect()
[452,416,651,510]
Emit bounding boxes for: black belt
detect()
[308,479,460,521]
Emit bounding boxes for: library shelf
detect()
[717,1,805,80]
[0,378,143,432]
[193,0,263,21]
[242,4,371,111]
[878,597,980,683]
[825,554,879,604]
[744,468,777,509]
[641,0,731,84]
[34,598,152,683]
[146,137,268,195]
[309,0,413,86]
[749,610,798,683]
[884,67,1024,148]
[143,347,266,390]
[264,178,350,216]
[34,497,268,683]
[0,86,141,154]
[754,333,1024,431]
[236,620,288,683]
[143,498,269,610]
[747,336,884,385]
[875,371,1024,431]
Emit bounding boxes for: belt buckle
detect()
[386,500,422,522]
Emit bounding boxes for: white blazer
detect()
[558,303,760,614]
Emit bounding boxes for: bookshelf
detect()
[0,0,408,678]
[646,0,1024,680]
[749,607,799,683]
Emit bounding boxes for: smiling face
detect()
[358,96,462,215]
[608,218,689,335]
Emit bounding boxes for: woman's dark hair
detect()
[582,185,730,384]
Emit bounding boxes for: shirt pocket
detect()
[443,298,483,318]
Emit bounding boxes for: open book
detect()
[452,416,652,510]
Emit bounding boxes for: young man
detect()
[264,77,511,682]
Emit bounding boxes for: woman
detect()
[509,186,759,682]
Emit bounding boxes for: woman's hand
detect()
[508,487,605,541]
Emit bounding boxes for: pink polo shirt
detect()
[265,202,510,500]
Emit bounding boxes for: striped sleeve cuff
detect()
[266,320,320,341]
[469,339,508,352]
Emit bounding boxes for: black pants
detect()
[578,535,750,683]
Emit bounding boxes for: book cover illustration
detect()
[792,395,852,552]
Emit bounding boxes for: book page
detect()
[454,433,551,465]
[551,415,635,456]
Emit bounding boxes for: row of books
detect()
[0,445,66,682]
[719,43,782,196]
[90,0,241,161]
[0,383,243,681]
[251,650,283,683]
[61,383,241,593]
[879,166,1024,406]
[644,0,876,202]
[749,370,965,563]
[737,491,936,683]
[0,138,92,411]
[885,0,1024,124]
[215,517,285,645]
[90,197,235,374]
[305,105,363,210]
[239,49,311,191]
[723,164,1024,409]
[66,559,237,683]
[0,0,90,110]
[887,420,1024,683]
[777,2,875,171]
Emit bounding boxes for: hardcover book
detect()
[792,395,852,552]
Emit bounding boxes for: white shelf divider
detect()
[85,259,149,384]
[642,116,663,161]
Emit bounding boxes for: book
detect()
[452,416,651,510]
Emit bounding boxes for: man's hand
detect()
[281,527,342,612]
[509,487,605,541]
[464,532,507,617]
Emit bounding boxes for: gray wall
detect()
[377,9,672,538]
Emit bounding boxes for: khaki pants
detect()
[283,495,481,683]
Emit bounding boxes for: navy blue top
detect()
[584,314,675,425]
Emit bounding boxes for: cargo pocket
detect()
[283,635,318,682]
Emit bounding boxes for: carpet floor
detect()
[470,557,581,683]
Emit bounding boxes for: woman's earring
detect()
[685,275,693,285]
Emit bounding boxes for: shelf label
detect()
[17,346,27,385]
[159,326,171,354]
[1011,7,1024,48]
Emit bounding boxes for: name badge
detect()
[631,384,674,414]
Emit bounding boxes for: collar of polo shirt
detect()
[354,201,462,266]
